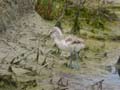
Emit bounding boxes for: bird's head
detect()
[55,21,63,31]
[50,27,63,40]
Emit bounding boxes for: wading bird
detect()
[50,26,85,69]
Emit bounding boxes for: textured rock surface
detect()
[0,0,35,32]
[0,0,120,90]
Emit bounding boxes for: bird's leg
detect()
[68,52,73,68]
[75,51,80,70]
[70,51,80,70]
[68,51,80,70]
[57,48,61,55]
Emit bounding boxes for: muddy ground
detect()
[0,11,120,90]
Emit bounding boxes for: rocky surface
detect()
[0,0,120,90]
[0,0,35,33]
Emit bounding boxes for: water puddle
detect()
[104,65,120,86]
[104,73,120,85]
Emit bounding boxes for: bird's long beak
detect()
[49,31,53,35]
[48,31,54,38]
[49,30,56,36]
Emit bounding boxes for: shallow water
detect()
[104,73,120,85]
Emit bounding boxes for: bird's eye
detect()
[50,30,55,35]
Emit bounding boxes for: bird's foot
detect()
[68,62,80,70]
[67,64,73,69]
[72,64,80,70]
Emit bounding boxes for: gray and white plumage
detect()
[50,26,85,69]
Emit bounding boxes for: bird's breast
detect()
[54,39,85,52]
[55,40,67,50]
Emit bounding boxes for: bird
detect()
[50,26,85,69]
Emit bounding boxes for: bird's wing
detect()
[65,35,84,45]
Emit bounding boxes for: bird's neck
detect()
[53,34,63,41]
[54,37,63,44]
